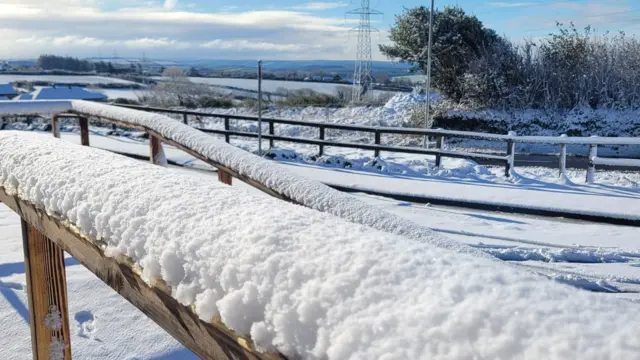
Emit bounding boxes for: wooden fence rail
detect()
[115,104,640,181]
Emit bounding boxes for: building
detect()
[0,83,18,99]
[16,85,107,101]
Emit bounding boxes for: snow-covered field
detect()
[0,75,138,86]
[153,76,355,95]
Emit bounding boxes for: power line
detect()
[347,0,382,102]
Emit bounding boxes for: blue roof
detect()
[0,83,17,96]
[23,87,107,101]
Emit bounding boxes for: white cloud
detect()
[487,2,535,7]
[163,0,177,10]
[292,2,348,11]
[0,1,388,60]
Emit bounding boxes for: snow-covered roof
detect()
[0,130,638,360]
[26,86,107,101]
[0,83,17,96]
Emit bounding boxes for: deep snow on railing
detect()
[2,130,640,360]
[115,104,640,181]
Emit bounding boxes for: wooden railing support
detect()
[22,219,72,360]
[318,126,325,156]
[182,113,188,125]
[435,130,444,168]
[51,115,61,139]
[559,134,567,178]
[374,130,381,158]
[218,170,233,185]
[224,117,230,143]
[268,122,275,148]
[149,135,168,166]
[79,117,90,146]
[505,131,517,177]
[587,139,598,184]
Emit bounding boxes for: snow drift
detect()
[0,131,639,359]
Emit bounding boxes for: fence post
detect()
[182,113,188,125]
[435,129,444,168]
[149,134,168,166]
[51,114,60,138]
[559,134,567,179]
[218,169,233,185]
[269,121,275,149]
[224,117,230,143]
[505,131,516,177]
[586,136,598,184]
[22,219,72,360]
[318,126,325,156]
[374,129,381,158]
[79,117,90,146]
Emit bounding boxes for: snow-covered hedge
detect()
[1,131,639,359]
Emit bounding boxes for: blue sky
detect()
[0,0,638,60]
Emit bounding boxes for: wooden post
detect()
[435,130,444,168]
[505,131,517,177]
[149,135,168,166]
[22,220,72,360]
[218,170,233,185]
[587,142,598,184]
[374,129,381,158]
[318,126,325,156]
[182,113,188,125]
[51,115,60,139]
[559,134,567,178]
[224,117,230,143]
[268,121,274,148]
[79,117,90,147]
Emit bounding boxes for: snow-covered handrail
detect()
[0,100,479,256]
[1,131,639,360]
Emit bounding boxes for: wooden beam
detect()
[79,117,90,146]
[1,188,282,360]
[218,170,233,185]
[51,115,61,139]
[21,219,72,360]
[149,135,168,166]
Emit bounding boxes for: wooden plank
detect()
[79,117,90,146]
[218,170,233,185]
[149,135,168,166]
[22,219,72,360]
[51,115,61,138]
[2,188,282,360]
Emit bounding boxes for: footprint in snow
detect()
[75,310,100,341]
